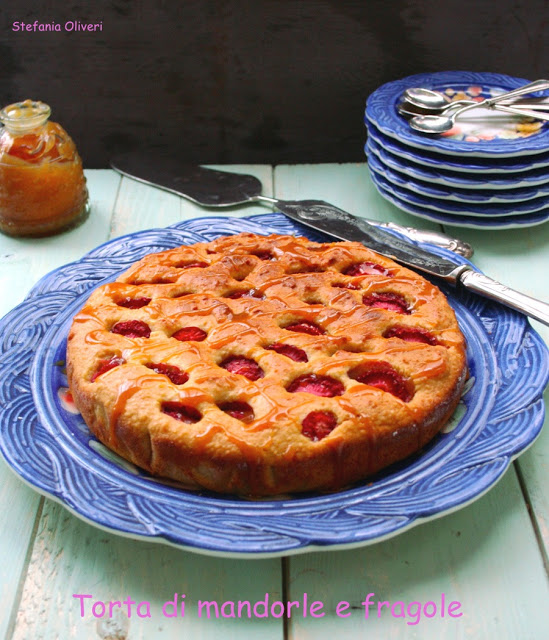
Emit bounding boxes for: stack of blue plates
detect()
[365,71,549,229]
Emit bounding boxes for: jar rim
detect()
[0,100,51,132]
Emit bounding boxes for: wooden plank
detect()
[0,477,42,640]
[10,167,284,640]
[0,253,36,320]
[518,400,549,571]
[287,469,549,639]
[12,500,282,640]
[109,176,182,237]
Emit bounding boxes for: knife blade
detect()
[274,199,549,327]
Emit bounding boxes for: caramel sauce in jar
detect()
[0,100,89,237]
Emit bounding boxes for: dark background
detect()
[1,0,548,167]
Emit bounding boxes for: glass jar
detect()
[0,99,89,237]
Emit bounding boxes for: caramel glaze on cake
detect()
[66,233,468,496]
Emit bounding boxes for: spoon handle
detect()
[493,104,549,121]
[448,100,491,119]
[499,100,549,109]
[487,79,549,105]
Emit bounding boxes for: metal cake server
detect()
[110,155,549,326]
[275,200,549,326]
[110,155,473,257]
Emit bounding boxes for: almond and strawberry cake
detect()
[66,233,467,495]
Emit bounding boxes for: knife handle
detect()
[380,222,474,258]
[460,270,549,327]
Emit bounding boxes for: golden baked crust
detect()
[66,233,467,495]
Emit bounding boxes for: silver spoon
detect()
[403,80,549,112]
[399,100,494,119]
[399,98,549,118]
[399,99,549,129]
[410,101,549,133]
[403,88,472,111]
[400,99,549,128]
[409,83,549,133]
[406,80,549,132]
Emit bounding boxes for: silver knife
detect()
[271,200,549,327]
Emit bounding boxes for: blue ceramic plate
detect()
[367,151,549,203]
[366,71,549,157]
[0,214,547,557]
[367,123,549,173]
[369,167,549,217]
[369,172,549,229]
[367,137,549,192]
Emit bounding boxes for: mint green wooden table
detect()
[1,166,548,639]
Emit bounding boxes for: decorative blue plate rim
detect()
[366,71,549,157]
[367,122,549,173]
[368,163,549,216]
[367,151,549,204]
[0,214,547,557]
[366,137,549,190]
[369,173,549,229]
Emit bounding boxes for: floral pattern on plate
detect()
[436,85,545,142]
